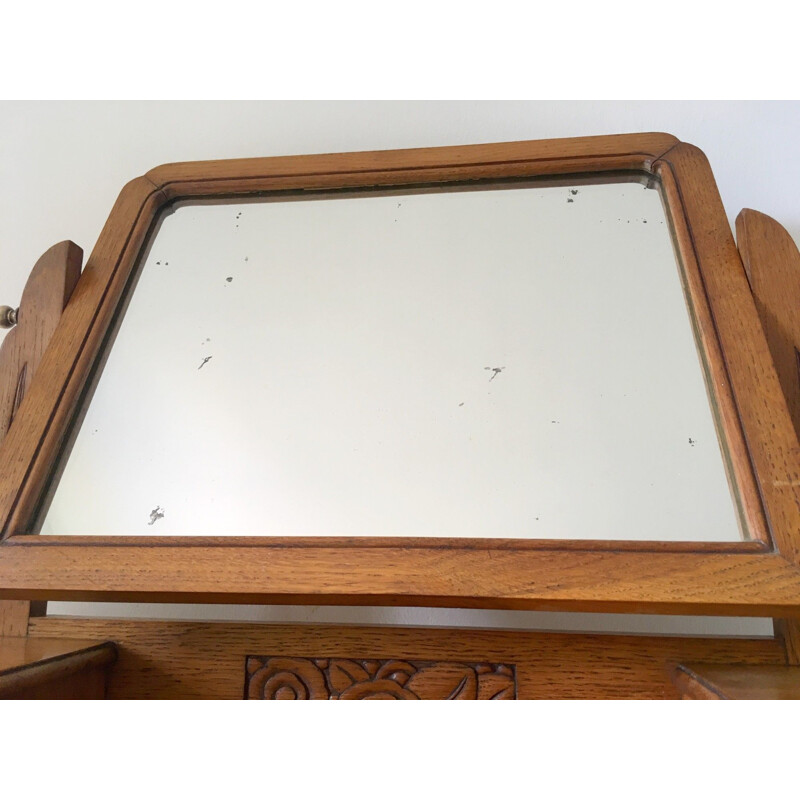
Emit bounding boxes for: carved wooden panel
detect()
[245,656,517,699]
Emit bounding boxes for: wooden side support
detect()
[736,209,800,664]
[0,637,116,699]
[736,210,800,438]
[0,600,31,637]
[0,241,83,441]
[0,241,82,634]
[672,663,800,699]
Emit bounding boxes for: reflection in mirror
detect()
[39,178,744,540]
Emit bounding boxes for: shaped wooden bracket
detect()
[0,241,82,444]
[736,209,800,665]
[737,210,800,439]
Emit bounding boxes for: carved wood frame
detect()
[1,132,799,617]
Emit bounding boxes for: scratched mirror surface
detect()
[38,179,745,540]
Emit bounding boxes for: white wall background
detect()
[2,100,798,636]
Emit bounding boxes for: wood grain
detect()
[735,208,800,663]
[28,616,785,699]
[0,636,116,699]
[0,241,82,637]
[0,599,46,637]
[736,209,800,437]
[3,541,800,614]
[773,618,800,664]
[671,667,723,699]
[0,240,82,443]
[9,666,109,699]
[672,663,800,699]
[0,600,31,637]
[146,133,679,199]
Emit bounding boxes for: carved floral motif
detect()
[245,656,516,700]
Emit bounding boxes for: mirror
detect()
[38,177,744,541]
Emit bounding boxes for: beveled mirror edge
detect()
[1,132,799,617]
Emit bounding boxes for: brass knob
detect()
[0,305,18,328]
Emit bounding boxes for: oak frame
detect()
[1,132,800,616]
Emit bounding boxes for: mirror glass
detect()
[39,177,745,541]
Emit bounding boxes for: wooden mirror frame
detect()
[1,132,799,619]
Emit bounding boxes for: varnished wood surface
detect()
[3,542,800,615]
[736,209,800,438]
[0,241,82,444]
[672,663,800,699]
[0,600,31,637]
[672,667,722,699]
[146,133,680,199]
[6,665,109,699]
[0,241,81,639]
[0,134,798,617]
[28,616,786,699]
[735,208,800,663]
[0,636,116,699]
[774,618,800,665]
[0,635,112,671]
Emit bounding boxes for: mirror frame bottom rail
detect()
[0,133,799,620]
[0,536,798,616]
